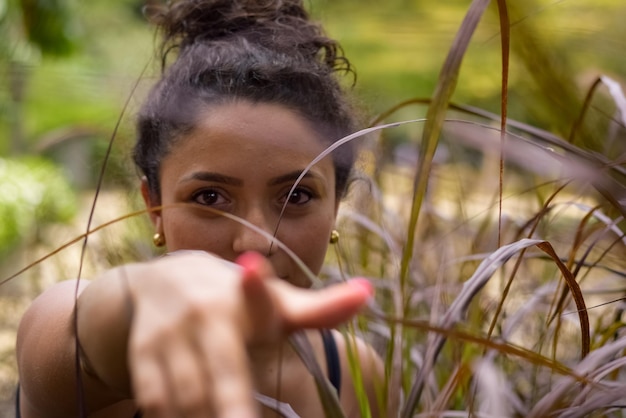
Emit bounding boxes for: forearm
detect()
[76,264,140,397]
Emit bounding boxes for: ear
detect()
[141,177,162,230]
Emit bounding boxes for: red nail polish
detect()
[348,278,374,296]
[236,251,263,275]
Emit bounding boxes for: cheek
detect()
[281,214,335,271]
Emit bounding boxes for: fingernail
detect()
[235,251,263,274]
[348,278,374,297]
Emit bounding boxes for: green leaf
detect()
[19,0,80,56]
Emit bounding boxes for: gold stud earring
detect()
[152,232,166,247]
[329,230,340,244]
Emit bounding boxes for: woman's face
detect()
[143,100,339,287]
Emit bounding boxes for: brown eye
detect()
[281,188,313,205]
[192,189,227,206]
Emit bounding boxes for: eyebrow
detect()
[181,172,243,186]
[267,170,321,186]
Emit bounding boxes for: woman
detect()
[16,0,383,417]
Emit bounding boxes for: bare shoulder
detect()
[19,279,88,323]
[332,330,384,418]
[17,279,90,356]
[17,279,90,365]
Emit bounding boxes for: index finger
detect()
[274,278,374,332]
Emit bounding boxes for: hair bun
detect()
[145,0,349,73]
[147,0,306,45]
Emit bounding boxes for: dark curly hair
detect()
[134,0,359,200]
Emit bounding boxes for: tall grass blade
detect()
[570,75,626,154]
[527,337,626,417]
[558,386,626,418]
[0,207,152,286]
[402,238,544,418]
[561,357,626,417]
[569,77,604,144]
[382,315,580,378]
[254,392,300,418]
[395,2,491,415]
[472,359,514,418]
[401,238,590,417]
[289,331,344,418]
[600,76,626,129]
[537,241,590,358]
[486,183,568,342]
[374,98,626,182]
[399,0,491,290]
[447,115,626,218]
[495,0,510,248]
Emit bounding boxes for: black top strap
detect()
[15,385,21,418]
[321,328,342,397]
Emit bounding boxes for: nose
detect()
[231,205,278,257]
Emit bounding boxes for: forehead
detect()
[161,101,335,180]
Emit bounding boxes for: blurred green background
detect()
[0,0,625,256]
[1,1,626,414]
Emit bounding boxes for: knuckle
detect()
[130,324,175,356]
[185,298,210,320]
